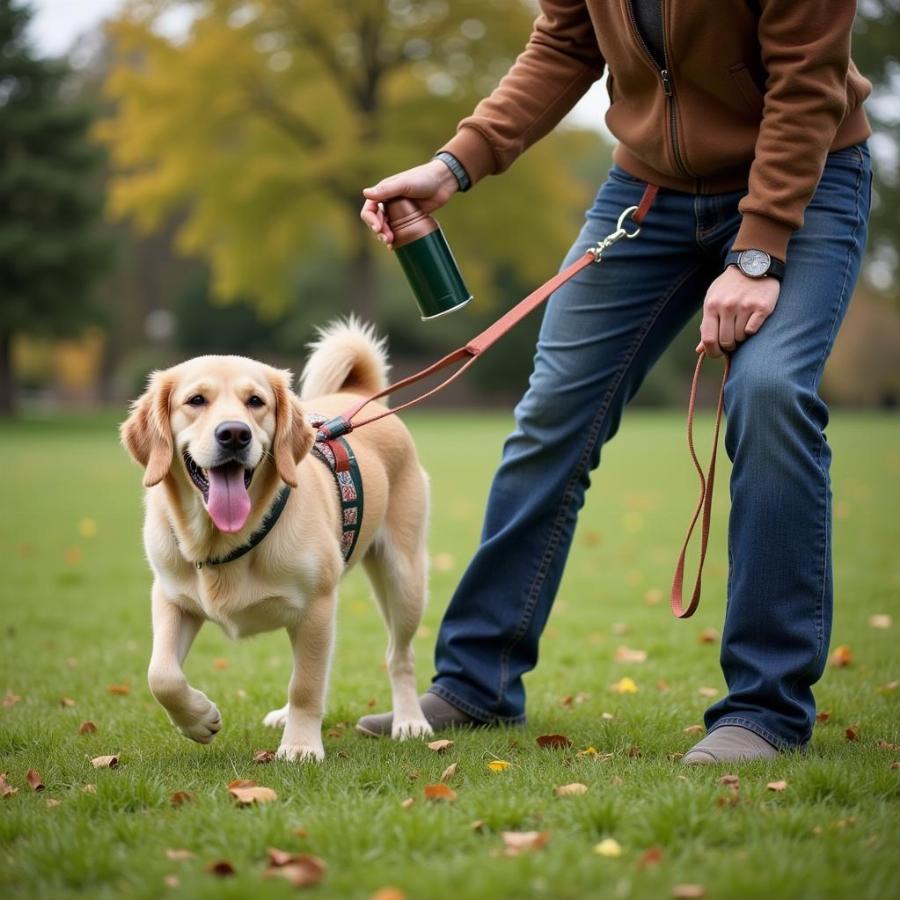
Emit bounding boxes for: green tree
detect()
[854,1,900,295]
[99,0,598,319]
[0,0,110,414]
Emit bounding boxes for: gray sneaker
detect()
[682,725,778,764]
[356,692,480,737]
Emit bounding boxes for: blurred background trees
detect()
[0,0,110,413]
[3,0,899,413]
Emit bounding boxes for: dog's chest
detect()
[166,570,307,638]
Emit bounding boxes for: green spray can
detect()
[385,197,472,320]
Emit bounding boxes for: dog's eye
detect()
[186,394,206,407]
[247,395,265,409]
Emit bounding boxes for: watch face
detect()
[739,249,771,277]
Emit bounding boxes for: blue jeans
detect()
[430,143,872,749]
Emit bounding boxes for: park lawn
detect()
[0,410,898,900]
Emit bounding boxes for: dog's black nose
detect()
[215,421,252,451]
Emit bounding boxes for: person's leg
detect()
[422,172,718,724]
[699,143,872,753]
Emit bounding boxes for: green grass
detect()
[1,411,898,900]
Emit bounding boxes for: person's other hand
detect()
[361,160,459,248]
[697,266,781,358]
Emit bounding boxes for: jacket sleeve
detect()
[733,0,861,261]
[439,1,605,187]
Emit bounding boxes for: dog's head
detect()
[121,356,314,533]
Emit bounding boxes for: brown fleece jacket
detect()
[440,0,871,262]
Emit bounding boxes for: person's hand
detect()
[360,160,459,248]
[697,266,781,358]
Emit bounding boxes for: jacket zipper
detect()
[624,0,692,178]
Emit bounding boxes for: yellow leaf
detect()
[594,838,623,858]
[228,781,277,805]
[612,677,638,694]
[487,760,510,772]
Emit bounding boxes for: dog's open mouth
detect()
[184,453,254,534]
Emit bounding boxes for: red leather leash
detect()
[317,182,729,618]
[318,184,659,439]
[670,351,730,618]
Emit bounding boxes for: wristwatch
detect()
[433,151,471,193]
[725,249,785,281]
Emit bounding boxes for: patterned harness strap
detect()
[308,414,364,563]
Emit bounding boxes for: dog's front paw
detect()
[276,741,325,763]
[392,718,433,741]
[263,704,289,729]
[173,695,222,744]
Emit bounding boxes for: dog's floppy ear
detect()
[120,370,175,487]
[270,370,314,488]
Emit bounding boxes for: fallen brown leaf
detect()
[555,782,588,797]
[165,849,195,861]
[672,886,706,899]
[253,749,276,764]
[667,752,685,762]
[81,784,96,793]
[718,774,740,789]
[868,614,892,630]
[536,734,572,749]
[228,782,278,805]
[698,628,719,644]
[263,853,327,887]
[628,745,642,758]
[501,831,550,856]
[891,761,899,770]
[213,658,230,669]
[294,827,309,839]
[440,763,458,782]
[471,819,486,831]
[206,859,236,877]
[169,791,194,807]
[78,721,97,734]
[26,769,44,792]
[876,740,900,750]
[637,846,664,868]
[614,646,648,664]
[829,645,853,668]
[815,711,831,724]
[697,686,718,698]
[879,680,898,694]
[845,725,860,742]
[0,773,18,798]
[163,875,179,889]
[423,783,457,802]
[766,780,788,792]
[90,755,118,769]
[427,739,454,753]
[684,724,704,735]
[656,679,670,693]
[2,692,22,708]
[59,697,75,708]
[45,798,61,808]
[401,797,415,809]
[370,888,406,900]
[106,684,130,695]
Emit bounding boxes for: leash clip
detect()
[590,205,642,262]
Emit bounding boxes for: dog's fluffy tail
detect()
[299,316,390,400]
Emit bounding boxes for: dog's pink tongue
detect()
[206,463,251,533]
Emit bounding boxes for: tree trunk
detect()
[0,328,15,417]
[348,231,375,321]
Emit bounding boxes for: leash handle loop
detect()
[670,351,730,619]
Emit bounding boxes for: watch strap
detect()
[725,250,785,281]
[433,151,471,193]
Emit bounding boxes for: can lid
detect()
[385,197,439,247]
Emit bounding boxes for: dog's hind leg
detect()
[147,583,222,744]
[363,466,432,741]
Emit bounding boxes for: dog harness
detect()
[309,413,364,563]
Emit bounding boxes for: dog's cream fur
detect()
[121,320,432,760]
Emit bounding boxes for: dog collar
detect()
[309,413,364,563]
[194,485,291,569]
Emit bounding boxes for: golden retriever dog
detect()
[121,319,432,761]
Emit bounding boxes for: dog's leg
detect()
[364,505,432,740]
[147,582,221,744]
[275,592,336,762]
